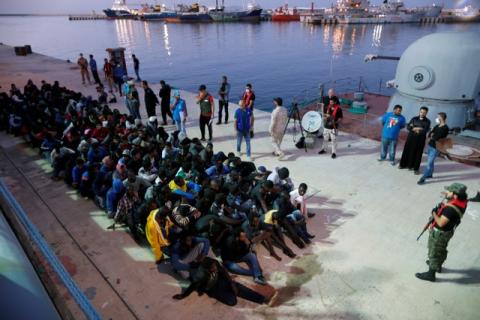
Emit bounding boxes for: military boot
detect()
[469,192,480,202]
[426,260,441,273]
[415,269,436,282]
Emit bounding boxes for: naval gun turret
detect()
[366,32,480,129]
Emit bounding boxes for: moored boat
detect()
[103,0,136,19]
[271,4,300,21]
[138,4,177,20]
[209,2,262,22]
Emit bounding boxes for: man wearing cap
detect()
[171,90,187,135]
[196,84,215,142]
[142,80,158,118]
[269,97,288,158]
[416,183,468,282]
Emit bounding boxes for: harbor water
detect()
[1,16,479,110]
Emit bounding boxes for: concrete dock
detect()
[0,44,479,320]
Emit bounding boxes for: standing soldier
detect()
[77,53,91,85]
[415,183,468,282]
[318,96,343,159]
[132,54,141,81]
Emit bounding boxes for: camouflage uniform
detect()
[427,228,454,272]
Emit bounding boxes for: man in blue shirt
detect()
[234,101,254,161]
[88,54,102,86]
[171,90,187,135]
[379,105,406,165]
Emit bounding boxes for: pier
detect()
[68,14,107,21]
[0,43,479,320]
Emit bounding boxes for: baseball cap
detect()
[257,166,267,174]
[444,183,467,195]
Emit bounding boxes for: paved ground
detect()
[1,44,480,320]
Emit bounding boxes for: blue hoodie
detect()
[106,178,125,213]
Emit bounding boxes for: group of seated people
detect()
[0,80,317,307]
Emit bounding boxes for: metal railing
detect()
[0,179,102,320]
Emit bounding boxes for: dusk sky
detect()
[0,0,477,14]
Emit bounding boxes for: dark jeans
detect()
[114,77,122,94]
[92,69,102,86]
[218,100,229,123]
[199,115,213,140]
[207,278,265,306]
[134,67,141,81]
[146,103,156,118]
[161,101,173,124]
[223,252,262,278]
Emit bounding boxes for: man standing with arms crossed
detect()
[416,183,468,282]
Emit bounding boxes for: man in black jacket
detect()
[221,229,267,285]
[418,112,449,185]
[142,81,158,118]
[172,257,273,306]
[159,80,174,125]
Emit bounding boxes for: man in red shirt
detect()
[241,83,255,137]
[318,97,343,159]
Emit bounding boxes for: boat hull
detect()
[103,9,136,19]
[271,14,300,22]
[140,12,177,20]
[165,13,212,23]
[209,8,262,22]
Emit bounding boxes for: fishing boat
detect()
[165,3,213,23]
[271,4,300,22]
[103,0,136,19]
[334,0,443,24]
[137,4,177,20]
[209,1,262,22]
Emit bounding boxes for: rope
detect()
[0,180,102,320]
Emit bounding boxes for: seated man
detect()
[241,214,282,261]
[290,183,315,218]
[206,159,230,179]
[171,203,202,231]
[250,180,277,214]
[172,257,274,307]
[168,176,201,201]
[170,234,211,279]
[112,185,141,231]
[123,170,151,199]
[268,167,294,192]
[162,141,180,160]
[145,207,174,264]
[106,178,125,218]
[138,160,158,184]
[226,184,253,218]
[276,191,315,248]
[71,157,86,189]
[221,228,267,285]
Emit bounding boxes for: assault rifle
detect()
[416,203,441,241]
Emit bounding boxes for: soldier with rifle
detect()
[415,183,468,282]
